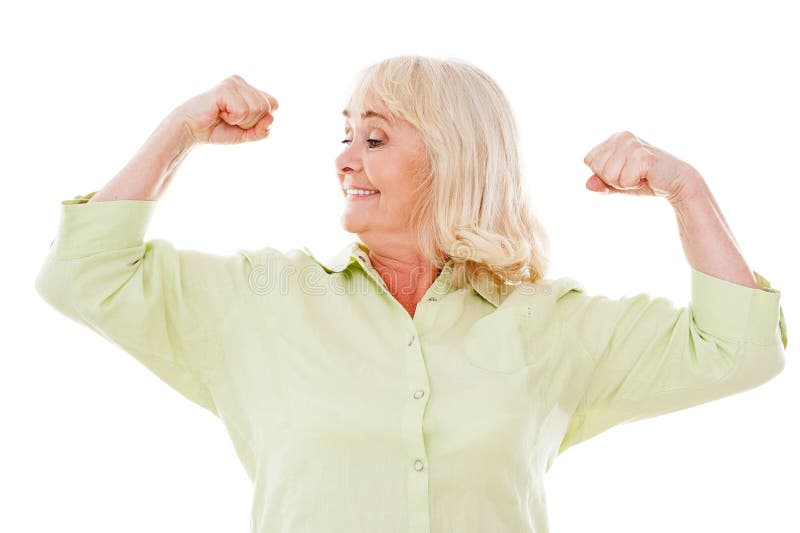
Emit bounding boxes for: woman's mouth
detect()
[344,188,380,200]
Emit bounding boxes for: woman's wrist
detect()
[667,168,707,208]
[162,109,199,151]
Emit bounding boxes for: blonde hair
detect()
[345,55,551,293]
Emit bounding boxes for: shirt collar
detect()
[303,240,510,307]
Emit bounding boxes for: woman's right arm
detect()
[35,75,279,414]
[89,74,278,202]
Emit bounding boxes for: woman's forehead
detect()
[346,89,391,116]
[344,97,388,116]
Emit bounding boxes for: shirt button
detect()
[413,390,425,399]
[407,334,416,346]
[414,459,424,472]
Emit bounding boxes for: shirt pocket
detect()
[464,304,560,374]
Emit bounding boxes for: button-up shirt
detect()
[35,191,788,533]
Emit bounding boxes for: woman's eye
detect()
[340,139,382,148]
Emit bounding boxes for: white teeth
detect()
[345,189,379,196]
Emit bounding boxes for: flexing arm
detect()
[556,132,788,456]
[88,74,278,203]
[35,75,280,413]
[583,131,765,289]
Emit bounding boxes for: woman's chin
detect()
[340,213,368,234]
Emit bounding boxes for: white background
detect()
[3,0,797,531]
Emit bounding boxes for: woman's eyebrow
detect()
[342,109,391,124]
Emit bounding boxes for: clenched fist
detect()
[171,74,279,145]
[583,131,701,204]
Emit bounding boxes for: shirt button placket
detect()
[402,328,432,532]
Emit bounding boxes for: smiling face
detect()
[335,100,430,243]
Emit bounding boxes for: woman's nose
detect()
[335,149,361,175]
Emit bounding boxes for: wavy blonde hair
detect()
[345,55,551,293]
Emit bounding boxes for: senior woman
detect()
[35,56,787,533]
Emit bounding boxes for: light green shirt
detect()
[35,191,788,533]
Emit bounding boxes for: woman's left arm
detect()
[583,130,762,289]
[554,132,788,456]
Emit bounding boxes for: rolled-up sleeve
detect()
[34,191,249,416]
[557,266,787,455]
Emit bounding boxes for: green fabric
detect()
[35,192,788,533]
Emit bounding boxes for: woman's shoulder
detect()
[229,244,337,294]
[496,274,586,311]
[233,244,319,270]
